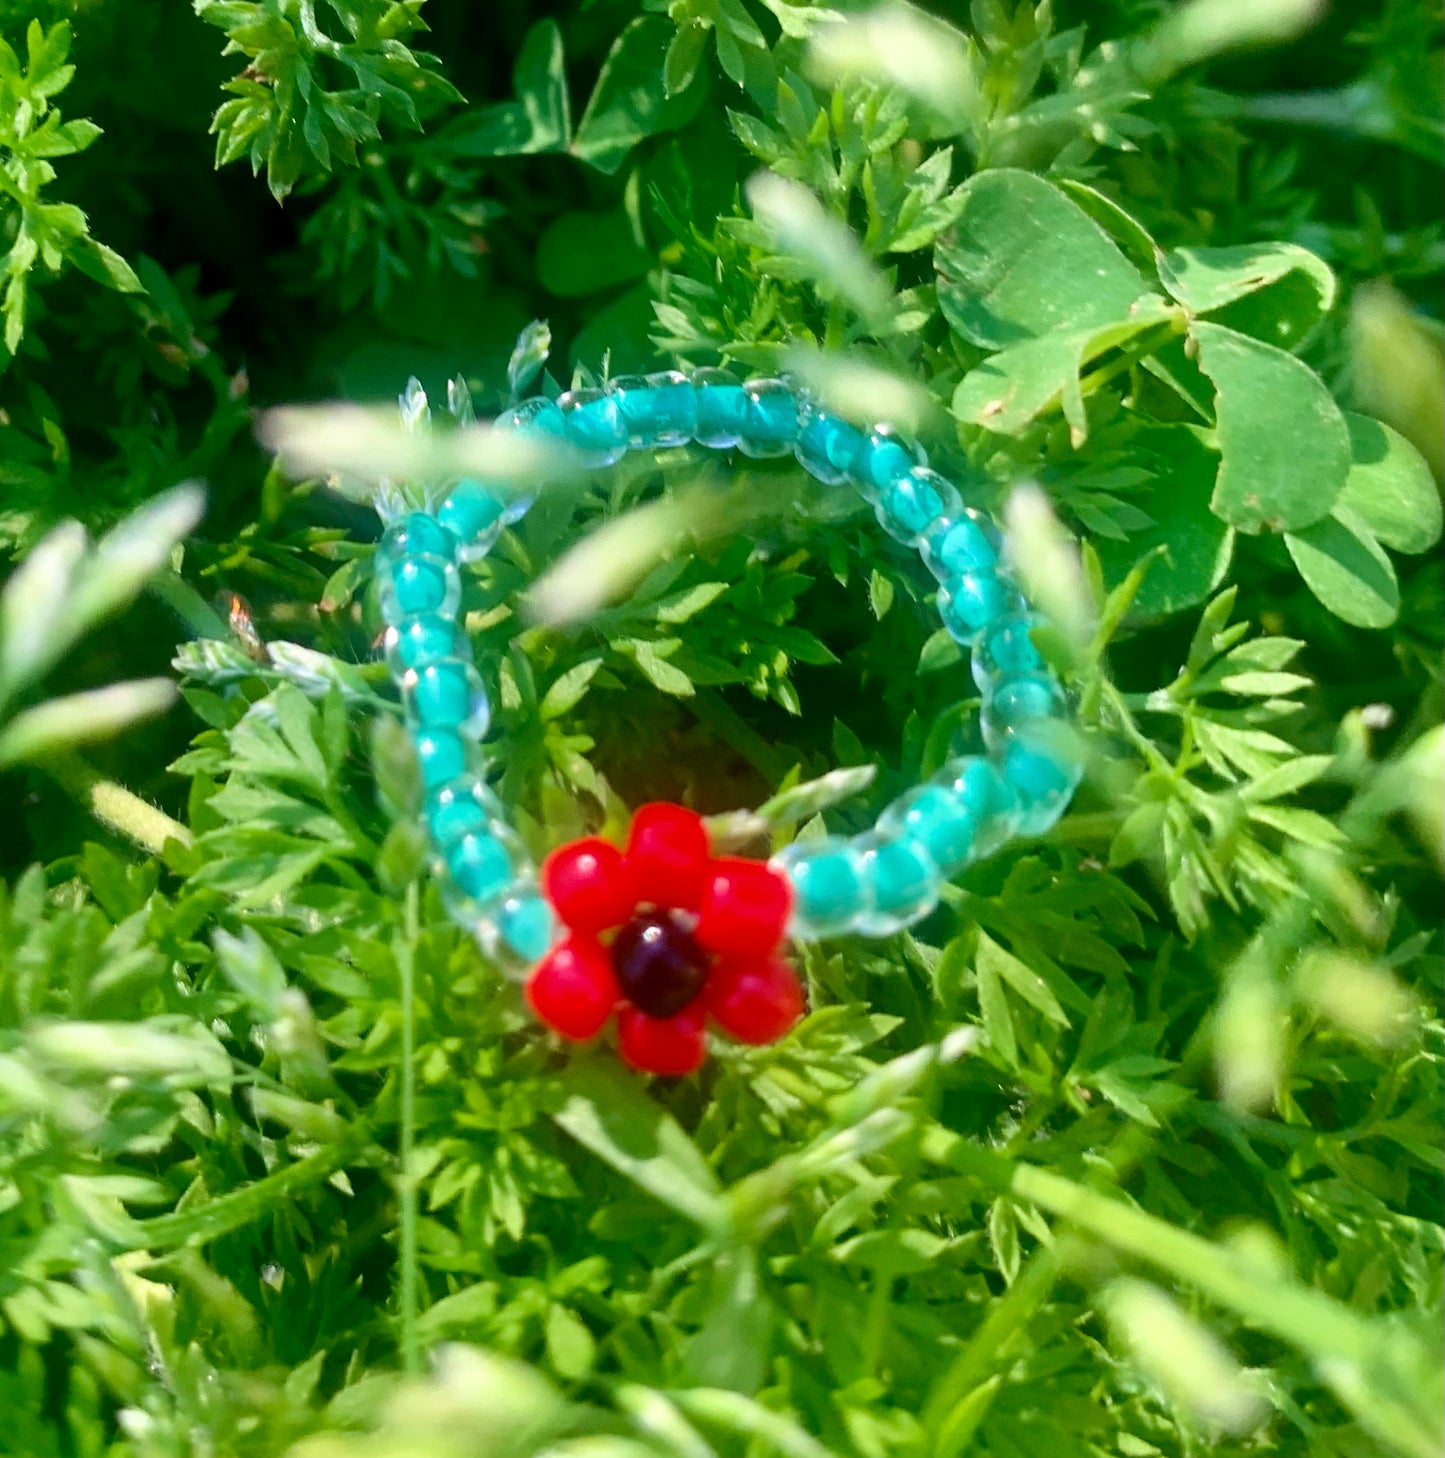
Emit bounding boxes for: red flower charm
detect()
[526,803,804,1075]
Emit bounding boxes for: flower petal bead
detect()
[427,776,505,850]
[404,657,489,735]
[692,367,750,448]
[541,837,637,935]
[935,754,1020,859]
[414,728,469,793]
[920,510,1000,581]
[795,406,867,486]
[380,511,457,564]
[617,1003,707,1076]
[695,856,792,958]
[385,612,465,675]
[938,571,1010,645]
[878,784,978,877]
[852,427,922,502]
[558,386,629,465]
[875,466,963,546]
[611,371,698,448]
[379,553,460,620]
[737,378,801,458]
[526,938,619,1040]
[972,613,1045,692]
[436,479,508,558]
[624,802,711,910]
[773,836,871,938]
[856,831,941,936]
[707,957,804,1044]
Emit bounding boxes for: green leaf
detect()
[1285,504,1400,629]
[1192,321,1351,534]
[444,20,570,157]
[552,1060,726,1231]
[1337,413,1443,554]
[540,659,603,720]
[537,208,651,298]
[936,169,1153,348]
[1159,242,1336,350]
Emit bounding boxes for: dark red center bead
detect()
[611,912,710,1019]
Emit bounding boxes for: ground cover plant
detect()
[1,0,1443,1455]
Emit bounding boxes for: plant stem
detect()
[396,881,422,1374]
[46,755,193,854]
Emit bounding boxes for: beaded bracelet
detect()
[374,370,1082,1075]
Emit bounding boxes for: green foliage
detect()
[1,2,1443,1458]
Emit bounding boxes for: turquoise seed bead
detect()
[936,755,1021,859]
[938,571,1010,644]
[382,555,458,619]
[1001,737,1082,836]
[381,511,457,563]
[693,367,750,448]
[427,779,497,849]
[875,466,963,545]
[496,396,567,440]
[982,672,1068,752]
[612,372,697,447]
[795,408,867,486]
[558,388,629,464]
[853,429,919,500]
[448,831,515,903]
[972,614,1045,693]
[774,837,870,938]
[385,613,463,674]
[857,833,940,935]
[495,889,558,964]
[878,784,978,876]
[415,729,468,792]
[921,511,1000,580]
[737,379,801,457]
[436,479,506,553]
[407,658,487,733]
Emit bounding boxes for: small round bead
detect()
[856,832,940,936]
[773,837,871,939]
[692,367,750,449]
[624,803,711,910]
[972,614,1045,692]
[875,466,963,545]
[937,571,1010,644]
[737,378,801,458]
[707,957,804,1045]
[426,777,503,849]
[558,387,629,464]
[405,658,489,734]
[610,371,698,448]
[920,511,1000,581]
[878,784,978,877]
[695,857,792,959]
[934,755,1021,860]
[1001,736,1083,837]
[384,613,466,676]
[496,396,567,441]
[414,729,469,792]
[380,511,457,564]
[541,837,637,935]
[526,938,619,1040]
[617,1004,707,1076]
[379,554,459,620]
[447,830,516,903]
[496,889,558,965]
[435,480,507,559]
[852,428,922,501]
[982,672,1069,752]
[795,407,867,486]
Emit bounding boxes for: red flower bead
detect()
[541,837,636,934]
[617,1004,706,1076]
[525,939,619,1040]
[707,957,804,1044]
[528,802,804,1073]
[696,855,792,959]
[625,802,710,910]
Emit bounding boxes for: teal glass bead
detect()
[938,571,1010,644]
[982,672,1067,752]
[448,830,515,903]
[935,755,1020,859]
[558,387,629,464]
[795,408,867,486]
[737,378,801,457]
[426,777,502,849]
[878,784,978,876]
[496,396,567,441]
[693,367,750,448]
[856,832,940,935]
[414,729,468,792]
[852,429,921,501]
[773,837,870,938]
[406,658,489,735]
[920,511,1000,581]
[380,511,457,564]
[494,888,558,966]
[384,612,464,675]
[1001,736,1082,836]
[436,479,506,558]
[380,555,459,620]
[972,614,1044,692]
[875,466,963,545]
[611,371,698,447]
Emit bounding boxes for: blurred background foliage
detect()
[0,2,1442,1457]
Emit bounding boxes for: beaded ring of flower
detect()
[375,370,1083,1076]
